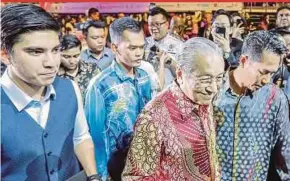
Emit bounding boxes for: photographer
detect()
[211,9,243,69]
[145,6,183,90]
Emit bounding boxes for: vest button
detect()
[47,151,52,156]
[50,169,55,175]
[44,133,49,138]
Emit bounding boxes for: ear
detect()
[111,43,118,55]
[176,66,183,84]
[239,55,249,68]
[1,50,12,65]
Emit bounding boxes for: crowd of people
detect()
[1,2,290,181]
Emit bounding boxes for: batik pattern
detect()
[123,82,220,181]
[214,82,290,181]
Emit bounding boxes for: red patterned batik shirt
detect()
[122,82,220,181]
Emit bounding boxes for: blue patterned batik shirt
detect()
[214,78,290,181]
[84,60,152,180]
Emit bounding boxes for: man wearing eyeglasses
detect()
[123,37,224,181]
[145,6,183,91]
[214,31,290,181]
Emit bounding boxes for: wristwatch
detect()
[87,174,102,181]
[223,51,230,59]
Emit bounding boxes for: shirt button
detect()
[50,169,55,175]
[47,151,52,156]
[44,133,49,138]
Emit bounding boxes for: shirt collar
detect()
[1,70,56,112]
[112,59,140,81]
[87,47,109,59]
[58,60,86,77]
[169,81,210,117]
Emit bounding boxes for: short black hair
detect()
[109,17,143,44]
[1,4,60,53]
[148,6,170,21]
[242,30,287,62]
[88,7,99,18]
[82,20,106,36]
[60,35,82,51]
[276,5,290,16]
[212,9,233,26]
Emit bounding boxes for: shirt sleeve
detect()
[84,82,108,179]
[71,80,92,147]
[122,107,163,181]
[272,91,290,180]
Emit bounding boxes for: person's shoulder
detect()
[260,83,288,103]
[79,49,89,59]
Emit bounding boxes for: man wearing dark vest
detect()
[1,4,100,181]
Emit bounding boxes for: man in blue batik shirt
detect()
[85,17,152,181]
[214,31,290,181]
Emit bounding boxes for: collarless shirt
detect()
[214,74,290,180]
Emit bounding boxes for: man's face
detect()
[179,53,224,105]
[211,14,231,40]
[148,13,169,41]
[9,30,60,87]
[276,9,290,28]
[86,26,106,53]
[114,30,145,68]
[242,50,281,91]
[61,46,81,70]
[91,12,100,21]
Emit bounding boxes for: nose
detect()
[151,26,158,31]
[135,48,144,57]
[261,74,271,85]
[97,38,103,44]
[43,52,59,68]
[205,81,218,95]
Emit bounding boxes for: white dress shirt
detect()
[1,70,92,147]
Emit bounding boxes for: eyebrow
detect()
[23,45,60,50]
[197,73,224,78]
[129,44,145,47]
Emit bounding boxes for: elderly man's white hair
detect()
[177,37,223,75]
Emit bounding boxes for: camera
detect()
[216,27,226,38]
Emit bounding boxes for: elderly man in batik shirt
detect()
[58,34,100,97]
[214,31,290,181]
[122,37,225,181]
[85,17,152,181]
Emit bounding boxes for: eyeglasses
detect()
[186,74,225,87]
[149,21,167,28]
